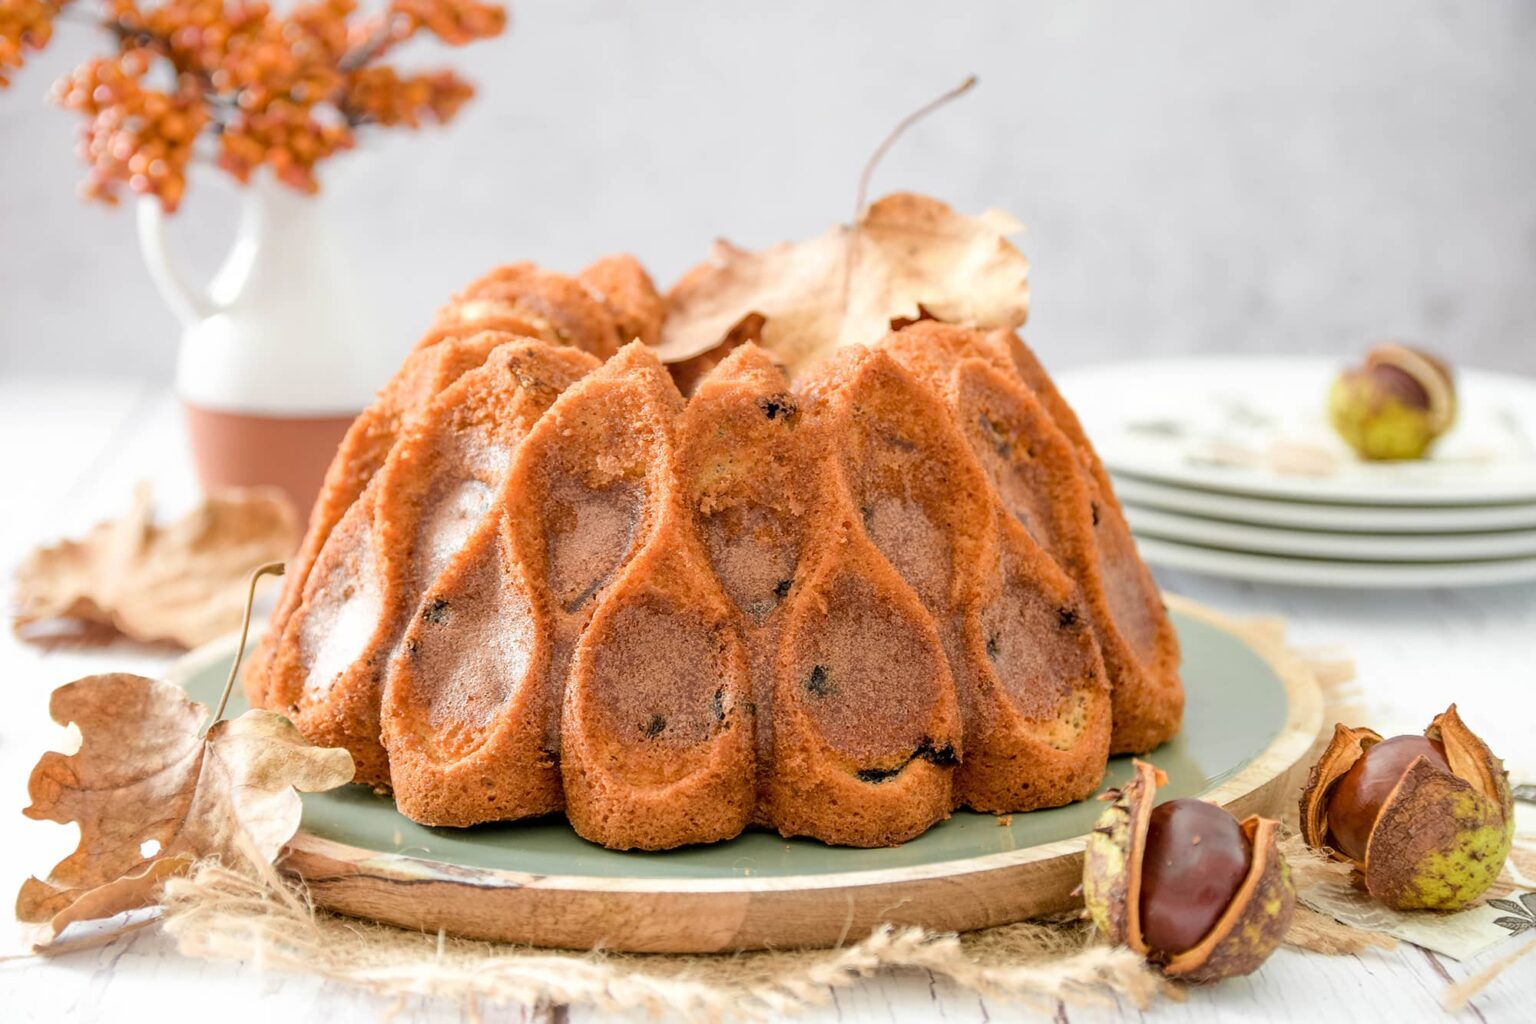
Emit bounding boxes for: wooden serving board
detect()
[169,595,1324,953]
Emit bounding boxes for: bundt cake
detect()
[246,236,1183,851]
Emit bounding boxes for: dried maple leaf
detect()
[12,483,300,649]
[658,192,1030,375]
[17,673,354,944]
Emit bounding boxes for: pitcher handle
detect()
[136,196,227,327]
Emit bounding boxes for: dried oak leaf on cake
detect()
[658,192,1030,376]
[17,673,354,945]
[12,484,300,649]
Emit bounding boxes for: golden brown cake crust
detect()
[254,258,1182,850]
[261,340,598,786]
[882,322,1183,754]
[244,331,506,710]
[578,254,667,349]
[790,344,1110,820]
[436,262,630,360]
[998,330,1184,752]
[674,345,805,821]
[517,343,756,849]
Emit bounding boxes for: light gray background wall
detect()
[2,0,1534,381]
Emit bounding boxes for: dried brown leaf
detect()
[12,484,300,649]
[17,673,354,944]
[659,193,1030,375]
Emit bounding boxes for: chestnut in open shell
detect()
[1082,761,1294,982]
[1328,343,1456,461]
[1299,705,1513,911]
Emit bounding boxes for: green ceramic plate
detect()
[174,606,1293,882]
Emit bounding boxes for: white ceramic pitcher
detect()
[138,172,396,512]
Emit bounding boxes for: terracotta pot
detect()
[138,169,397,515]
[182,404,356,513]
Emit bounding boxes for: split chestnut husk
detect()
[1082,760,1294,982]
[1298,704,1513,911]
[1328,343,1457,461]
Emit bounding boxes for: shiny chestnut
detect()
[1139,799,1253,956]
[1325,735,1448,862]
[1083,761,1294,982]
[1300,706,1513,911]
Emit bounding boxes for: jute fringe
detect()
[148,611,1506,1019]
[162,853,1169,1021]
[1276,834,1397,957]
[1443,936,1536,1013]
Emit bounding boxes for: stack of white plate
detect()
[1054,355,1536,589]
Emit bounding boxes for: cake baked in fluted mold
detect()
[246,242,1182,851]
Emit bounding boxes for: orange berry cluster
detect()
[2,0,505,210]
[0,0,65,87]
[346,65,472,127]
[391,0,505,47]
[53,50,209,207]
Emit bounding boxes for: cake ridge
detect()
[559,346,758,846]
[245,330,510,710]
[758,345,964,845]
[880,322,1182,756]
[260,338,599,785]
[790,343,1112,821]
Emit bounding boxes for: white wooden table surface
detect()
[2,377,1534,1023]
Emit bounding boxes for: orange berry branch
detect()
[0,0,505,210]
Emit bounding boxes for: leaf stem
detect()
[840,74,978,338]
[209,561,286,730]
[852,74,977,223]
